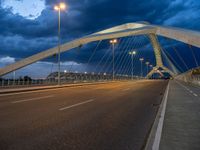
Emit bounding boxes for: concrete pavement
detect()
[160,80,200,150]
[0,80,167,150]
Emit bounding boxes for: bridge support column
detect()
[147,34,175,78]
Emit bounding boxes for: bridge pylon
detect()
[146,34,175,78]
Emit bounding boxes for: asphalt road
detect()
[0,80,168,150]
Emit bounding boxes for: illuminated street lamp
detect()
[54,2,67,85]
[109,39,118,81]
[139,58,144,77]
[129,50,136,80]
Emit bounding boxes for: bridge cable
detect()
[121,35,143,76]
[188,44,199,67]
[117,36,137,75]
[113,36,135,75]
[162,47,183,73]
[98,38,125,74]
[104,36,135,75]
[161,48,181,74]
[173,46,189,70]
[93,43,112,73]
[86,40,102,67]
[125,35,146,76]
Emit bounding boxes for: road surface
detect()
[0,80,168,150]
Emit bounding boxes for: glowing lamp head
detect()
[54,2,67,11]
[129,51,136,55]
[110,39,118,44]
[59,3,66,10]
[54,5,59,11]
[139,58,144,61]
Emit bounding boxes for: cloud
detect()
[0,56,15,64]
[1,0,200,77]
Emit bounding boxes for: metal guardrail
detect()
[0,75,143,89]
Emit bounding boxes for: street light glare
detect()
[54,5,59,11]
[129,51,136,55]
[140,58,144,61]
[54,3,67,11]
[59,3,66,10]
[110,39,118,44]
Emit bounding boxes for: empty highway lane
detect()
[0,80,168,150]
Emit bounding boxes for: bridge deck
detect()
[160,80,200,150]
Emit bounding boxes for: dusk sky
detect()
[0,0,200,78]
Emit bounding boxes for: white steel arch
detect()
[0,22,200,77]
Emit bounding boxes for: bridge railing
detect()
[0,74,142,89]
[176,73,200,86]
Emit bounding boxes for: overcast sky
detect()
[0,0,200,78]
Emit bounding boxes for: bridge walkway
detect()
[160,80,200,150]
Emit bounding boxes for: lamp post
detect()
[139,58,144,78]
[146,62,150,75]
[149,65,153,71]
[54,2,66,85]
[129,50,136,80]
[109,39,118,81]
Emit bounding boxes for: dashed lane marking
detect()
[11,95,55,103]
[59,99,94,111]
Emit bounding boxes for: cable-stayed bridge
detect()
[0,22,200,150]
[0,22,200,80]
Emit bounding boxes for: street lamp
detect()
[146,62,150,75]
[110,39,118,81]
[139,58,144,77]
[129,50,136,80]
[54,2,67,85]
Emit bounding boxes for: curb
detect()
[144,81,170,150]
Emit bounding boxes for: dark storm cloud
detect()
[0,0,200,75]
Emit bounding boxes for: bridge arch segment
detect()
[0,22,200,77]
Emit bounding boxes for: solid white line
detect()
[11,95,54,103]
[152,82,170,150]
[193,93,198,97]
[59,99,94,111]
[189,90,193,93]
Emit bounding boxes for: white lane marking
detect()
[122,88,130,91]
[193,93,198,97]
[11,95,54,104]
[176,81,199,98]
[152,82,170,150]
[59,99,94,111]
